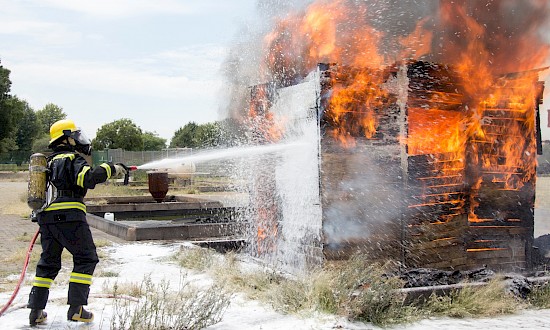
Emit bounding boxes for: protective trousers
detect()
[27,221,99,309]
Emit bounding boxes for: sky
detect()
[0,0,258,141]
[1,0,550,143]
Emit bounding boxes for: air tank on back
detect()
[27,153,47,211]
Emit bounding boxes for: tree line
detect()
[91,118,230,151]
[0,60,244,156]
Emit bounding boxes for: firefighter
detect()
[27,119,128,326]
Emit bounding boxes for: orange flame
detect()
[257,1,548,150]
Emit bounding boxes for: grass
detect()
[206,253,417,325]
[172,245,216,271]
[4,244,77,274]
[528,281,550,308]
[3,246,41,266]
[0,191,31,217]
[187,250,532,327]
[102,280,143,298]
[16,231,35,242]
[96,270,120,278]
[108,274,231,330]
[423,278,522,318]
[86,183,148,198]
[0,244,76,291]
[171,187,201,194]
[95,239,112,248]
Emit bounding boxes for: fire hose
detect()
[0,228,40,317]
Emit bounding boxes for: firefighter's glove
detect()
[114,163,129,176]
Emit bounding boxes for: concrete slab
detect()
[86,213,241,241]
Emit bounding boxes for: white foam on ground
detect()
[1,242,550,329]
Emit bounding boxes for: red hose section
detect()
[0,228,40,317]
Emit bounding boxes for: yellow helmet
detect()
[48,119,92,155]
[49,119,77,144]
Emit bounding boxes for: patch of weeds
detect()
[95,239,112,248]
[310,270,339,314]
[110,274,231,330]
[96,270,120,278]
[269,275,313,314]
[174,246,215,271]
[212,257,282,301]
[97,249,111,259]
[209,251,534,326]
[527,281,550,309]
[241,269,283,300]
[211,252,415,325]
[16,232,32,242]
[103,280,143,298]
[316,255,417,326]
[423,278,522,318]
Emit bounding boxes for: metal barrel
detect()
[147,171,169,203]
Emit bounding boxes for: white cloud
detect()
[9,59,220,100]
[0,19,54,34]
[0,17,82,46]
[37,0,196,18]
[141,44,228,79]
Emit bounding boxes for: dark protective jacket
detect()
[38,146,116,223]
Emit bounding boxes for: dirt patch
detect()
[0,214,38,292]
[0,181,29,217]
[0,171,28,182]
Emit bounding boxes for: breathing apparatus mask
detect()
[49,119,92,155]
[67,129,92,156]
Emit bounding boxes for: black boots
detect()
[67,305,94,323]
[28,305,93,325]
[29,309,47,326]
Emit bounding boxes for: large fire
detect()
[258,2,548,187]
[259,0,548,146]
[245,0,550,265]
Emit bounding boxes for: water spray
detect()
[137,142,308,172]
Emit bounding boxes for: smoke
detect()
[430,0,550,73]
[219,1,311,121]
[322,151,407,243]
[221,0,550,121]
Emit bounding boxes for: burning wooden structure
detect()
[246,60,545,273]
